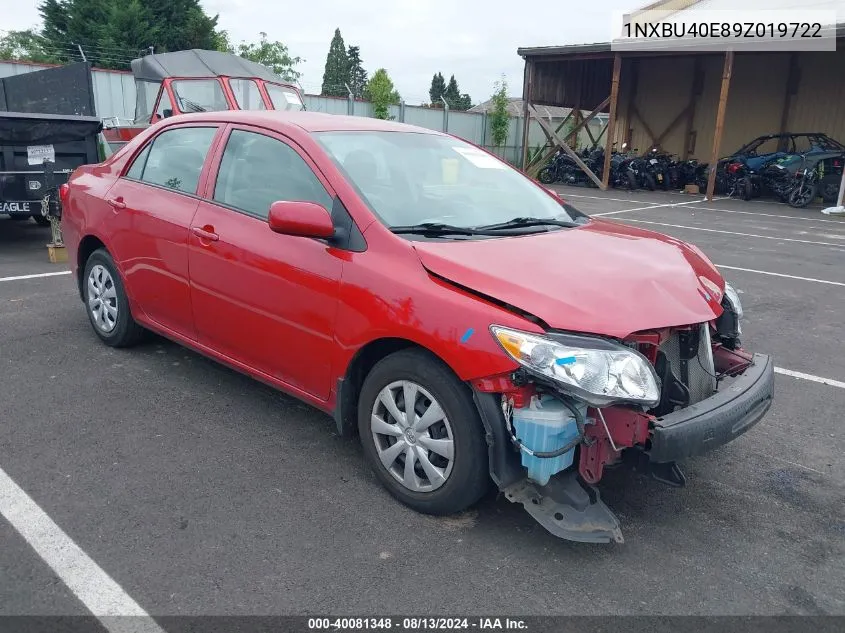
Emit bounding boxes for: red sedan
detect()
[60,111,774,543]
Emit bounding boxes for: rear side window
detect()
[213,130,331,218]
[127,127,217,194]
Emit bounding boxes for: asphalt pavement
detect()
[0,191,843,619]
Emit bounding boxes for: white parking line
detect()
[685,205,845,225]
[615,219,845,247]
[0,467,165,632]
[593,199,711,216]
[775,367,845,390]
[0,271,71,283]
[716,264,845,287]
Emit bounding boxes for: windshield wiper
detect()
[389,222,486,236]
[178,97,207,113]
[475,216,582,231]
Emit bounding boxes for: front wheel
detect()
[788,183,817,208]
[357,349,489,516]
[537,166,556,184]
[82,248,145,347]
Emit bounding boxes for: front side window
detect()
[315,131,585,229]
[171,80,228,113]
[129,127,217,194]
[213,130,331,218]
[134,80,162,123]
[229,79,266,111]
[265,84,305,111]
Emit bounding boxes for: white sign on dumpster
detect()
[27,144,55,166]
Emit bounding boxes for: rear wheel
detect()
[643,173,657,191]
[82,248,145,347]
[357,349,489,516]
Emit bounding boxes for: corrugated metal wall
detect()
[0,59,601,165]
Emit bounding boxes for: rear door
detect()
[188,125,342,400]
[107,124,221,339]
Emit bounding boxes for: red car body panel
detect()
[411,218,725,339]
[62,110,728,418]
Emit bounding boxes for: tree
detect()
[236,32,302,81]
[321,28,348,97]
[35,0,220,69]
[442,74,472,111]
[0,29,59,64]
[489,76,510,148]
[366,68,400,120]
[99,0,159,63]
[429,72,445,105]
[346,45,367,99]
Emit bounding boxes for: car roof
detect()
[170,110,442,135]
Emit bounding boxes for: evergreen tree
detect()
[346,45,367,99]
[444,75,461,108]
[429,72,446,105]
[321,28,348,97]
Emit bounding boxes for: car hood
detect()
[412,219,725,339]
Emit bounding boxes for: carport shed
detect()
[517,27,845,202]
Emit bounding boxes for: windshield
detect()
[266,84,305,111]
[229,78,266,111]
[314,131,586,230]
[172,79,229,113]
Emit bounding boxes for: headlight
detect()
[490,326,660,408]
[724,281,743,319]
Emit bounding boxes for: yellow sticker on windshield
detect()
[453,146,506,169]
[442,158,459,184]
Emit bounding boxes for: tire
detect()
[820,176,840,205]
[788,183,817,209]
[643,173,657,191]
[626,172,638,191]
[32,214,51,227]
[357,348,489,516]
[739,177,753,201]
[82,248,145,347]
[538,167,556,185]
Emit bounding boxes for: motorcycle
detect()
[788,165,820,208]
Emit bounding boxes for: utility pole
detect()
[440,96,449,133]
[73,43,87,61]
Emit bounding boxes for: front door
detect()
[107,124,219,339]
[188,126,343,400]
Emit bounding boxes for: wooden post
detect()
[705,50,734,202]
[778,53,799,150]
[602,53,622,189]
[521,61,533,170]
[531,106,604,189]
[838,167,845,208]
[683,58,703,159]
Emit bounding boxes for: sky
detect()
[6,0,639,105]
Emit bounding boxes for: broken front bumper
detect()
[648,352,774,463]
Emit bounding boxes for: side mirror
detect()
[268,200,335,239]
[163,109,173,118]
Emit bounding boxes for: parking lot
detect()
[1,189,844,619]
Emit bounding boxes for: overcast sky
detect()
[7,0,639,104]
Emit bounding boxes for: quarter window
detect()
[213,130,331,218]
[126,127,217,194]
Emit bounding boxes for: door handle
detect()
[191,226,219,242]
[106,197,126,209]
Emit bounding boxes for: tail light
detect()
[59,183,70,204]
[727,163,741,174]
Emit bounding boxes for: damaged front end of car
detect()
[471,283,774,544]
